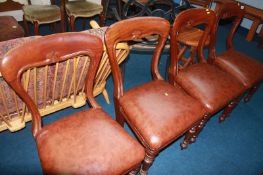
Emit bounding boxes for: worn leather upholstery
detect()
[23,5,61,24]
[119,80,206,150]
[175,63,245,112]
[215,49,263,88]
[36,108,145,174]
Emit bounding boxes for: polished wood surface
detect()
[0,0,24,12]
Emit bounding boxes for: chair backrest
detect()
[214,2,245,50]
[169,8,216,82]
[105,17,170,98]
[0,33,103,138]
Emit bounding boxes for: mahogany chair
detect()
[105,17,207,174]
[169,8,246,144]
[211,2,263,104]
[0,33,145,175]
[61,0,106,32]
[22,0,64,35]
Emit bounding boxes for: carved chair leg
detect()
[33,21,39,35]
[82,18,86,30]
[191,114,209,143]
[181,113,209,150]
[99,13,105,27]
[140,149,157,175]
[128,164,141,175]
[53,22,57,33]
[102,89,110,104]
[23,15,29,36]
[244,85,259,103]
[219,97,241,123]
[180,125,197,150]
[70,16,76,32]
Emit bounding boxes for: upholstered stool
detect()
[0,16,24,42]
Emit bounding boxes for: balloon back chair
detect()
[0,32,145,174]
[169,8,246,145]
[105,17,207,174]
[62,0,105,31]
[211,2,263,104]
[22,0,64,35]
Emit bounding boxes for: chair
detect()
[0,0,25,41]
[0,32,145,174]
[211,2,263,104]
[22,0,64,35]
[62,0,105,32]
[105,17,207,174]
[169,8,245,143]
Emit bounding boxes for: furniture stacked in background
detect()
[22,0,64,35]
[0,0,109,35]
[62,0,106,31]
[0,27,129,132]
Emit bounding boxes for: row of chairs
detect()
[22,0,105,35]
[1,2,262,175]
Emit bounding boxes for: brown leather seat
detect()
[175,63,245,113]
[37,108,144,174]
[215,49,263,88]
[212,2,263,102]
[105,17,207,175]
[119,80,205,150]
[0,33,144,175]
[169,9,245,124]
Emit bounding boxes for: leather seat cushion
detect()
[215,49,263,88]
[66,1,103,17]
[175,63,245,113]
[36,108,144,174]
[119,80,206,150]
[23,5,61,24]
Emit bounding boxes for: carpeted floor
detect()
[0,19,262,175]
